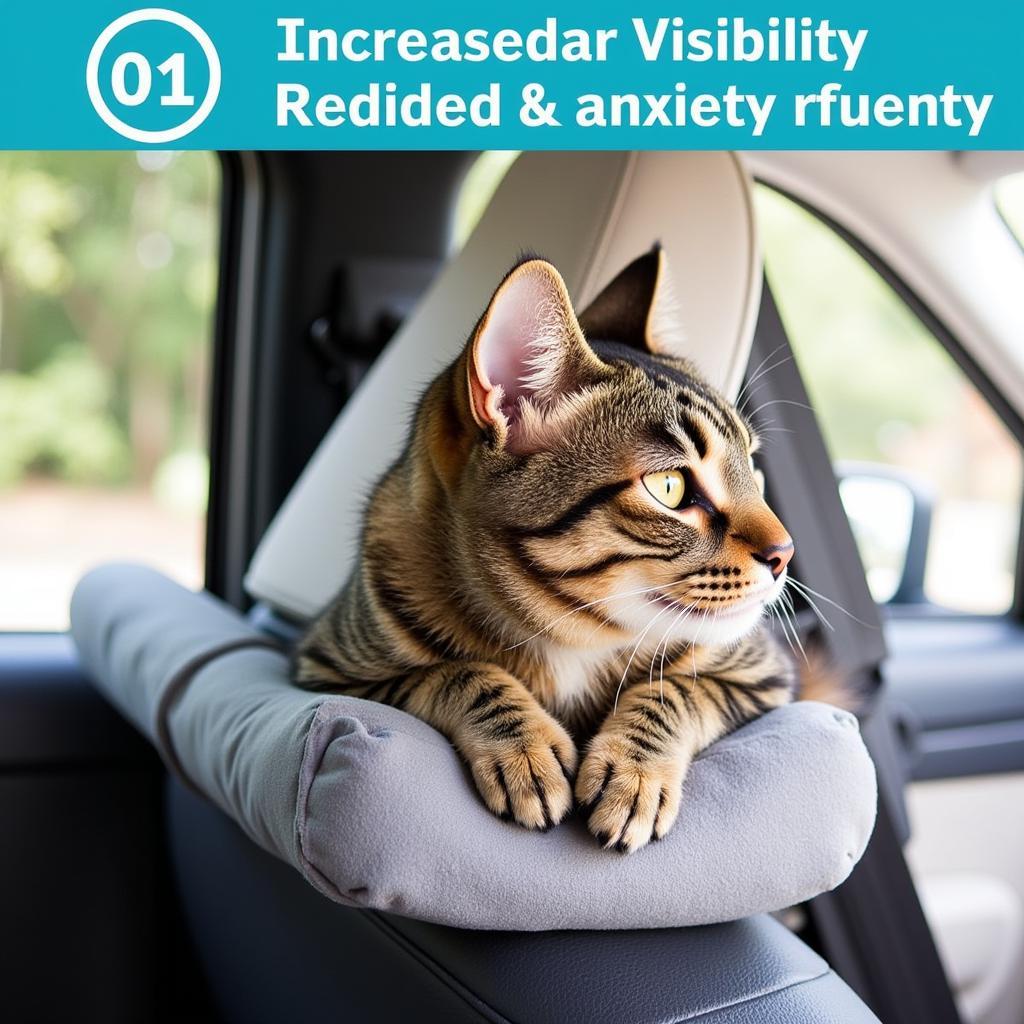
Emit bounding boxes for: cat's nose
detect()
[752,538,794,579]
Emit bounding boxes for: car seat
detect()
[71,151,885,1023]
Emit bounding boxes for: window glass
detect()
[0,152,218,630]
[997,172,1024,245]
[756,184,1022,614]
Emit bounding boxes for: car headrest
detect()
[246,151,761,621]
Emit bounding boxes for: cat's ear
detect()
[577,245,686,358]
[467,258,604,449]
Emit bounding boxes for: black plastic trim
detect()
[0,633,220,1023]
[0,633,155,769]
[206,152,267,608]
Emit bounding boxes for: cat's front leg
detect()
[395,661,579,831]
[577,642,795,853]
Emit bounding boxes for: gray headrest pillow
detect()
[71,563,877,931]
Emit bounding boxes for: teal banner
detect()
[1,2,1020,149]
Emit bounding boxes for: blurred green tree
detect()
[757,186,961,476]
[0,152,217,487]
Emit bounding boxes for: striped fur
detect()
[296,249,800,852]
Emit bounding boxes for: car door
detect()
[755,178,1024,1024]
[0,150,223,1023]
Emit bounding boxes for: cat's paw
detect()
[576,737,687,854]
[463,710,578,831]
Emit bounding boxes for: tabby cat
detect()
[295,247,802,854]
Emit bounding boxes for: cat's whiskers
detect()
[734,344,784,408]
[768,603,800,663]
[736,361,794,417]
[781,576,833,632]
[734,344,792,415]
[502,579,680,651]
[786,574,878,630]
[690,607,713,679]
[613,599,685,713]
[652,602,697,705]
[778,588,810,664]
[750,414,786,431]
[749,416,793,440]
[748,430,791,452]
[745,397,815,421]
[503,573,706,652]
[648,602,695,693]
[736,364,795,420]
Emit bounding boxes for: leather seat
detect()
[168,778,877,1023]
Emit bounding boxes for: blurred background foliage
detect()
[756,184,1021,509]
[756,185,959,466]
[0,152,217,491]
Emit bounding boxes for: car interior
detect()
[3,149,1024,1024]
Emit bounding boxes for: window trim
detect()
[205,152,267,609]
[758,180,1024,621]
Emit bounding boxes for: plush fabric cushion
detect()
[71,563,877,932]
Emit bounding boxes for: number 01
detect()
[110,51,195,107]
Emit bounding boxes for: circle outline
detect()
[86,8,221,144]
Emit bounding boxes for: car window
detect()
[0,152,219,630]
[997,171,1024,245]
[756,184,1022,614]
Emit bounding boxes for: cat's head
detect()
[446,248,792,650]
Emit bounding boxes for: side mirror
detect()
[836,462,934,606]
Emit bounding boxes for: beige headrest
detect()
[246,152,761,620]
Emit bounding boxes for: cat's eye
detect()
[643,470,686,509]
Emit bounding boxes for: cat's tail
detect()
[796,645,867,714]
